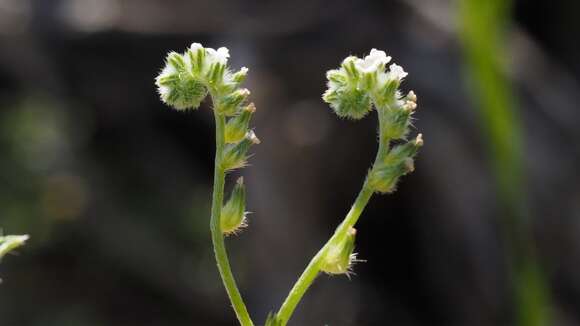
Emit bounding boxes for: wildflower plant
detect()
[155,45,422,325]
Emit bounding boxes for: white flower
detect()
[355,49,391,74]
[190,43,203,52]
[387,63,408,81]
[206,46,230,65]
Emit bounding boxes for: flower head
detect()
[355,48,391,74]
[156,43,250,112]
[323,49,412,119]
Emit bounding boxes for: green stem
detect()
[276,185,373,325]
[276,107,388,325]
[210,110,254,326]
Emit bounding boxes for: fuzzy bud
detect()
[384,133,423,165]
[221,177,247,235]
[221,130,260,171]
[321,228,358,275]
[225,103,256,144]
[156,52,208,110]
[217,88,250,116]
[370,134,423,193]
[323,86,372,120]
[381,103,414,140]
[368,162,409,194]
[406,90,417,103]
[231,67,249,84]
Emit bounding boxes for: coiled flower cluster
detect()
[317,49,423,279]
[324,48,422,195]
[156,43,258,236]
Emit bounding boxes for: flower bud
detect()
[406,90,417,103]
[381,104,413,140]
[167,51,186,71]
[370,134,423,193]
[341,56,360,80]
[221,177,247,235]
[231,67,249,85]
[225,103,256,144]
[156,52,208,110]
[217,88,250,116]
[186,43,206,74]
[368,162,408,194]
[384,133,423,166]
[321,228,358,275]
[0,235,29,260]
[323,87,372,120]
[221,130,260,171]
[206,62,226,86]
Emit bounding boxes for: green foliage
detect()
[458,1,551,325]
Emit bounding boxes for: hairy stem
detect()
[276,107,388,325]
[210,109,254,326]
[276,185,373,324]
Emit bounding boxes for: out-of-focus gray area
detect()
[0,0,579,325]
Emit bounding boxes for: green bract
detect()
[320,228,358,275]
[221,177,247,235]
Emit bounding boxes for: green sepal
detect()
[221,131,260,171]
[225,103,255,144]
[221,177,247,235]
[321,227,357,275]
[217,88,250,116]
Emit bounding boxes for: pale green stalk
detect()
[209,98,254,326]
[276,107,389,325]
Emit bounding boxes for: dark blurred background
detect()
[0,0,579,325]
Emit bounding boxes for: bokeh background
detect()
[1,0,579,325]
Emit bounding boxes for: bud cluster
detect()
[369,133,423,193]
[323,49,423,195]
[155,43,249,111]
[323,49,409,119]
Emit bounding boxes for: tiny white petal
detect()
[388,63,408,81]
[190,43,203,52]
[215,47,230,64]
[355,48,391,73]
